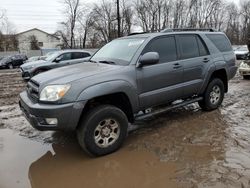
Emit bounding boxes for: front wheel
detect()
[198,78,225,111]
[77,105,128,156]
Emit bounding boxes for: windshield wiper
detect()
[89,59,99,63]
[99,60,116,65]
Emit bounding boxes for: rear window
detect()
[206,34,232,52]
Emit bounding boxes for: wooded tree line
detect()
[58,0,250,49]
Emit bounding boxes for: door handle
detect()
[203,58,210,63]
[173,63,182,69]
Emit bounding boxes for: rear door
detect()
[176,34,210,97]
[70,52,91,65]
[136,35,184,109]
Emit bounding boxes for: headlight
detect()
[40,85,71,101]
[240,62,250,69]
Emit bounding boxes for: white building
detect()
[17,28,61,53]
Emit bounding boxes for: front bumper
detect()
[239,67,250,76]
[19,91,86,131]
[20,68,31,80]
[236,54,248,60]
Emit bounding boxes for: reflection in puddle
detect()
[29,143,178,188]
[0,129,52,188]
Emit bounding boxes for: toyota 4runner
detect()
[19,29,237,156]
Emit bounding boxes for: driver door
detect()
[53,52,72,68]
[136,35,184,109]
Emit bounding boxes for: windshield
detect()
[44,51,60,61]
[91,38,145,65]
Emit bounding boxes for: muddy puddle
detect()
[0,69,250,188]
[0,129,178,188]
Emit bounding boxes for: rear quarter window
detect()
[206,34,232,52]
[72,52,90,59]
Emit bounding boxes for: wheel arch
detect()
[200,66,228,94]
[209,69,228,93]
[76,81,139,126]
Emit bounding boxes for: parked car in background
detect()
[0,57,11,69]
[25,52,59,63]
[26,56,44,63]
[234,45,249,60]
[0,54,27,69]
[20,50,92,80]
[239,53,250,79]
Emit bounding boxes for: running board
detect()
[135,97,203,121]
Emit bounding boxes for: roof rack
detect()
[128,32,148,36]
[161,28,217,33]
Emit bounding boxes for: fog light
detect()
[45,118,58,125]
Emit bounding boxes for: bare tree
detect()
[78,12,93,48]
[29,35,40,50]
[57,0,250,47]
[61,0,81,48]
[240,0,250,45]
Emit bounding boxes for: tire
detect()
[77,105,128,156]
[198,78,225,111]
[8,63,13,69]
[243,75,250,80]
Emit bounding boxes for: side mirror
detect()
[54,57,62,63]
[138,52,159,67]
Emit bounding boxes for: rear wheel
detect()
[77,105,128,156]
[198,78,225,111]
[8,63,13,69]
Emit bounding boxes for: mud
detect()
[0,68,250,188]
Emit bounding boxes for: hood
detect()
[32,62,122,86]
[21,60,46,69]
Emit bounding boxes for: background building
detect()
[17,28,61,53]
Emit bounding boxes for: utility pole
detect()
[116,0,121,37]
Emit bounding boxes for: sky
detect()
[0,0,241,34]
[0,0,95,33]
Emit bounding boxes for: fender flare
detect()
[199,61,228,94]
[76,80,139,113]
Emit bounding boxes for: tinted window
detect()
[59,53,71,61]
[144,36,177,63]
[196,36,209,56]
[206,34,232,52]
[72,52,90,59]
[179,35,199,59]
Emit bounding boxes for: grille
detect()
[27,79,39,101]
